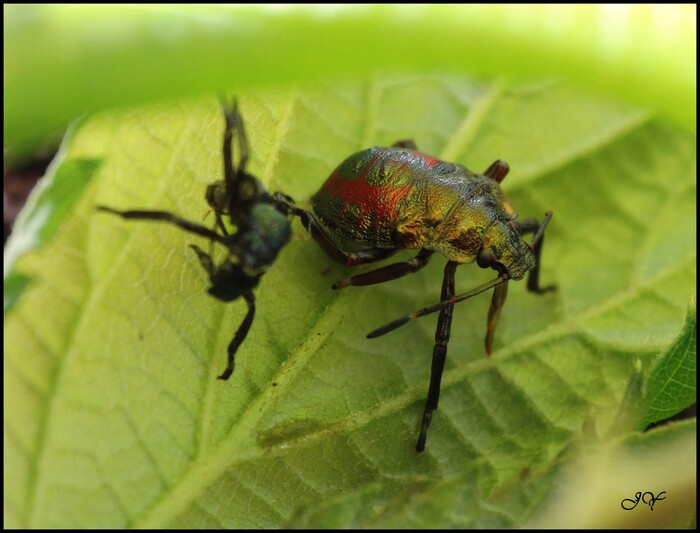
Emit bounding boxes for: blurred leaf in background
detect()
[4,4,695,162]
[4,5,696,529]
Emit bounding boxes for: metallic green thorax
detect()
[208,200,290,303]
[234,202,291,276]
[312,147,535,280]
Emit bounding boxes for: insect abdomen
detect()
[312,147,446,247]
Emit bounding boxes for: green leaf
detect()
[3,77,696,528]
[4,174,102,306]
[4,5,696,162]
[4,117,101,316]
[3,272,33,315]
[642,297,697,427]
[289,420,697,528]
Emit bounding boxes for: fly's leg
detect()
[189,244,215,277]
[190,246,255,381]
[204,180,230,236]
[96,207,227,245]
[221,103,235,198]
[513,217,556,294]
[204,101,248,234]
[220,99,250,212]
[189,244,252,380]
[201,101,239,231]
[417,260,459,452]
[272,192,295,212]
[218,292,256,380]
[215,216,228,236]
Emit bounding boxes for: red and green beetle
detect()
[274,139,555,452]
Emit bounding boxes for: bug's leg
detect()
[221,99,249,186]
[513,217,556,294]
[220,99,252,221]
[485,280,509,355]
[332,249,435,289]
[231,102,249,175]
[96,207,227,245]
[215,216,228,236]
[272,191,296,210]
[208,219,224,260]
[392,139,418,150]
[218,292,256,381]
[189,244,215,276]
[417,260,459,452]
[219,101,237,209]
[367,274,507,339]
[483,160,510,183]
[271,193,398,266]
[204,180,231,236]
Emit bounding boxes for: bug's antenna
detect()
[366,274,509,339]
[530,211,553,251]
[367,212,553,340]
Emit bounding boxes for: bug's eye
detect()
[477,248,508,275]
[476,249,496,269]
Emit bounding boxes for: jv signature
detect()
[621,491,666,511]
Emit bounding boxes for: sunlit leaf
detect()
[4,5,696,162]
[643,297,696,427]
[4,77,696,528]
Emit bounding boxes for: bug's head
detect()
[476,220,535,280]
[206,174,268,221]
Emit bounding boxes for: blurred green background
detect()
[4,4,695,163]
[4,5,696,529]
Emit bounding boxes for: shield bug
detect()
[97,100,291,380]
[274,140,554,451]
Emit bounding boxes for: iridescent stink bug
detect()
[98,100,291,380]
[274,140,554,452]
